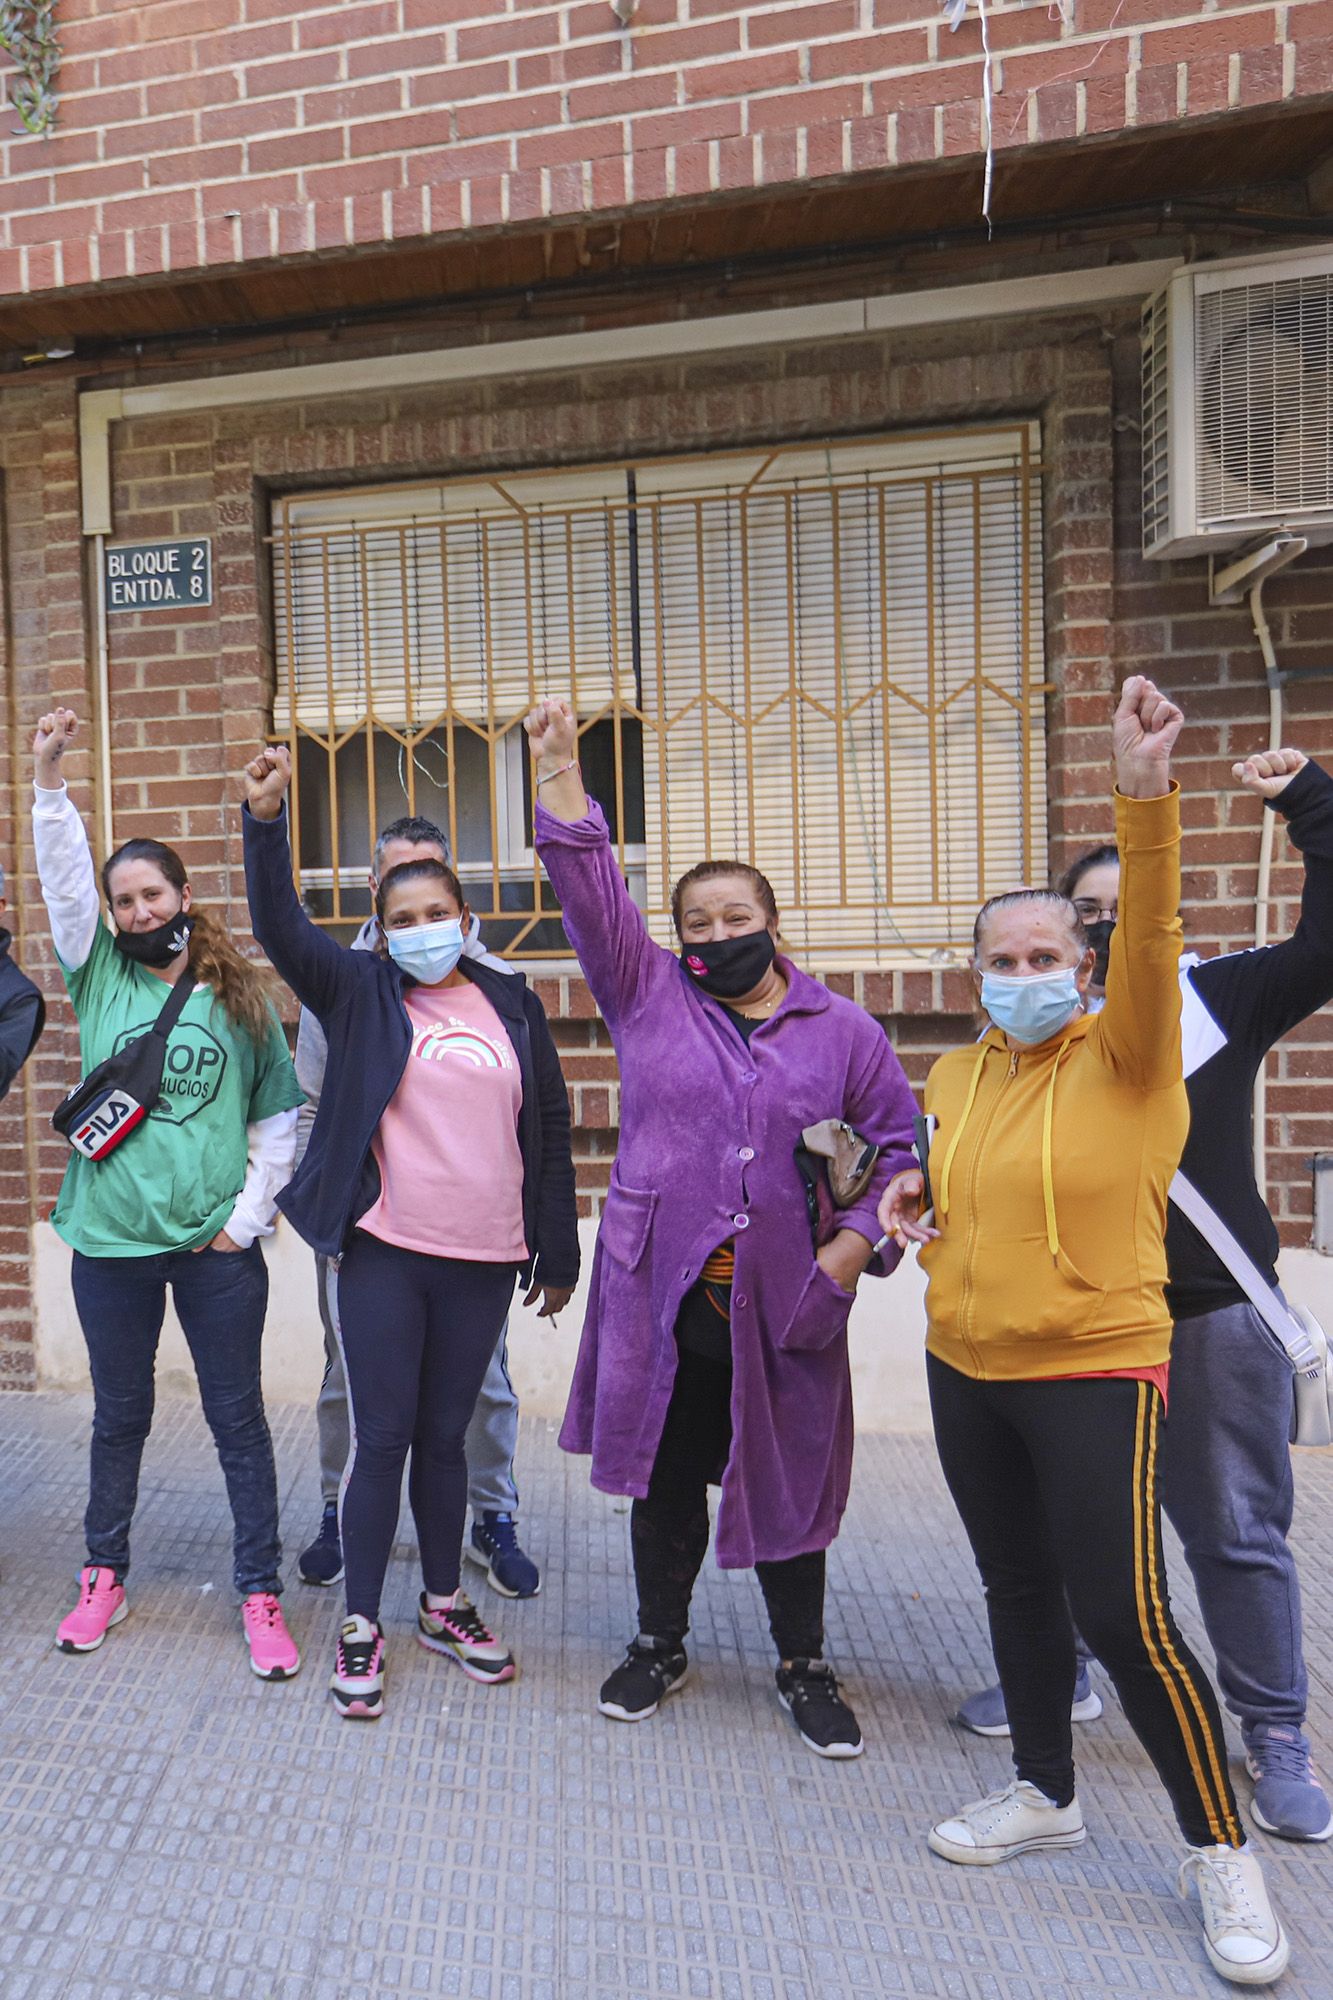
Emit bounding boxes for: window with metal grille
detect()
[270,421,1047,964]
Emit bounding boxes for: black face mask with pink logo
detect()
[679,929,777,1000]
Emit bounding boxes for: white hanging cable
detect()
[941,0,996,234]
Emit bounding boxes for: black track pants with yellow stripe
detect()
[928,1355,1244,1849]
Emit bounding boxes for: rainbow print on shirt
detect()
[412,1019,513,1069]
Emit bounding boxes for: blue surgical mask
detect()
[980,967,1083,1046]
[385,917,465,984]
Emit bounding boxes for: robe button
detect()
[738,1146,754,1161]
[733,1214,749,1229]
[735,1293,748,1308]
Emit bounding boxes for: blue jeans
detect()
[71,1244,282,1597]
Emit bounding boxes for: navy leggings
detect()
[336,1231,518,1621]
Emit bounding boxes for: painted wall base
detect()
[32,1220,1333,1441]
[30,1218,934,1432]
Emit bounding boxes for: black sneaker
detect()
[598,1635,689,1722]
[776,1658,864,1760]
[297,1502,344,1587]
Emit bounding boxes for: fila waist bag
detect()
[52,972,196,1163]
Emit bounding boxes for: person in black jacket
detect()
[0,862,44,1102]
[242,745,579,1720]
[955,746,1333,1846]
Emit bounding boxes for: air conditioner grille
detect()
[1141,287,1172,549]
[1196,273,1333,523]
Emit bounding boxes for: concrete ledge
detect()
[31,1218,935,1432]
[36,1220,1328,1436]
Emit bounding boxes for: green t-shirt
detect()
[52,922,304,1258]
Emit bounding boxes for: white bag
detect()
[1170,1173,1333,1449]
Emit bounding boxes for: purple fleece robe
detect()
[536,799,919,1568]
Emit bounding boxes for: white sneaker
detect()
[1178,1843,1290,1985]
[927,1779,1086,1866]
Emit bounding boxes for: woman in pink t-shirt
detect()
[242,745,579,1721]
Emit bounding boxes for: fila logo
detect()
[71,1088,147,1162]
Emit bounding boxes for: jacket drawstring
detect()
[937,1036,1069,1263]
[1041,1041,1070,1261]
[937,1042,991,1221]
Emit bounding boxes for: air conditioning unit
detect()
[1142,247,1333,559]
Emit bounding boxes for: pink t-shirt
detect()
[359,980,528,1263]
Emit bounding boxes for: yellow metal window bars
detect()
[270,423,1047,967]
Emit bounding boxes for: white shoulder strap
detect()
[1169,1172,1319,1370]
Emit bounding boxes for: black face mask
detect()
[114,908,195,967]
[679,928,777,1000]
[1085,918,1115,988]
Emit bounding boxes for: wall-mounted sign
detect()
[104,538,212,611]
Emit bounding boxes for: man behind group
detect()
[293,814,542,1602]
[0,859,44,1102]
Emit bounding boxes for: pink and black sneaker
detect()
[242,1592,301,1681]
[330,1614,385,1719]
[417,1589,516,1683]
[56,1566,127,1654]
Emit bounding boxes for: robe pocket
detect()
[598,1177,658,1273]
[775,1259,856,1354]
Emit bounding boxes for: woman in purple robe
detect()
[525,698,918,1759]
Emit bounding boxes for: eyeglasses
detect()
[1072,898,1117,923]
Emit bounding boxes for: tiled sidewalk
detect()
[1,1391,1330,1999]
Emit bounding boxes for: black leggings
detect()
[337,1232,517,1621]
[632,1345,826,1661]
[928,1355,1244,1850]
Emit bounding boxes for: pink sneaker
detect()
[242,1592,301,1680]
[56,1566,127,1653]
[330,1614,385,1718]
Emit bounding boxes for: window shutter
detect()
[271,424,1045,961]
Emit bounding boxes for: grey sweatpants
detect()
[1162,1300,1308,1733]
[314,1252,520,1518]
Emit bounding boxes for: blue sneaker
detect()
[297,1503,344,1587]
[465,1513,540,1599]
[955,1667,1103,1739]
[1244,1722,1333,1842]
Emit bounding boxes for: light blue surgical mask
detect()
[385,917,465,984]
[980,967,1083,1046]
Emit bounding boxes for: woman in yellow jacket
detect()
[879,677,1288,1989]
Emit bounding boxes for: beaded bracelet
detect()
[536,759,579,788]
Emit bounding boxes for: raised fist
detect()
[33,707,78,788]
[523,698,578,771]
[1233,748,1308,802]
[242,744,293,822]
[1112,676,1184,801]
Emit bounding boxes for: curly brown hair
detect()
[102,839,279,1046]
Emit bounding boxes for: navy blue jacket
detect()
[243,805,579,1287]
[0,931,43,1104]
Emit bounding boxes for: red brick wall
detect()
[3,295,1331,1379]
[4,0,1331,299]
[0,383,97,1382]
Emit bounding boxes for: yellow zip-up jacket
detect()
[920,786,1187,1380]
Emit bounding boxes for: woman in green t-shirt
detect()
[32,709,306,1683]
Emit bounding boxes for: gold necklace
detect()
[736,981,786,1018]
